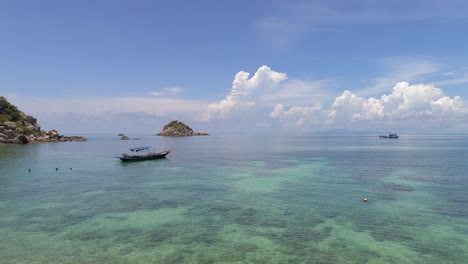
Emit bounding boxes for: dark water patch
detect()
[383,184,414,192]
[267,226,333,246]
[287,212,325,227]
[157,250,194,264]
[235,208,259,226]
[265,159,299,170]
[141,223,224,248]
[445,194,468,204]
[103,215,127,221]
[104,185,130,192]
[413,243,465,262]
[258,217,288,228]
[321,210,340,219]
[434,206,468,217]
[68,229,110,241]
[106,227,143,244]
[142,229,174,245]
[371,229,416,243]
[400,175,451,183]
[15,208,95,233]
[18,208,56,219]
[191,202,242,215]
[158,246,247,264]
[62,214,93,226]
[119,247,132,256]
[454,226,468,236]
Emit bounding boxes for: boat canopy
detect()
[129,146,151,152]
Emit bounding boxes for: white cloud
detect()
[270,103,323,127]
[199,65,288,121]
[355,58,439,97]
[328,81,468,124]
[199,65,331,121]
[149,87,183,96]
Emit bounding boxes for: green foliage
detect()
[0,96,22,122]
[17,125,40,136]
[164,120,192,130]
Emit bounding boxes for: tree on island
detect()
[157,120,209,136]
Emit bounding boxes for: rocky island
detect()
[0,96,86,144]
[156,120,209,137]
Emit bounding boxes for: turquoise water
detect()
[1,134,467,263]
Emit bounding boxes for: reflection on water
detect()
[1,134,467,263]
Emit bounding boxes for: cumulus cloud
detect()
[270,103,323,127]
[328,81,468,124]
[199,65,288,121]
[199,65,331,122]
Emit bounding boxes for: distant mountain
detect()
[0,96,86,144]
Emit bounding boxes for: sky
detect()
[1,0,468,134]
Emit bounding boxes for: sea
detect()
[0,134,467,264]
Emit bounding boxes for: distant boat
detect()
[118,146,170,162]
[379,133,399,139]
[118,133,125,136]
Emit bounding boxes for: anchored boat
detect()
[379,133,399,139]
[118,146,170,162]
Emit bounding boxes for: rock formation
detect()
[157,120,209,137]
[0,96,86,144]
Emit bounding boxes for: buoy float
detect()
[28,169,31,173]
[70,168,72,170]
[56,168,58,171]
[363,198,368,203]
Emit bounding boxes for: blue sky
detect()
[1,0,468,133]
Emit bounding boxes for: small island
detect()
[156,120,209,137]
[0,96,86,144]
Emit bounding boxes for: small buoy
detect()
[70,168,72,170]
[363,198,368,203]
[56,168,58,171]
[28,169,31,173]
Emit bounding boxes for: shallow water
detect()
[1,134,467,263]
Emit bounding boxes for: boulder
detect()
[120,135,130,140]
[64,136,86,142]
[4,121,16,129]
[8,138,21,144]
[193,132,209,136]
[4,130,16,139]
[17,135,29,144]
[48,129,59,136]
